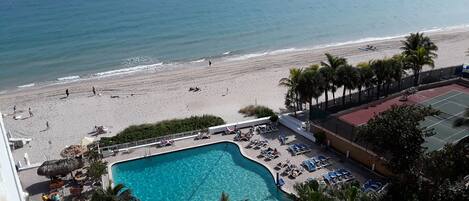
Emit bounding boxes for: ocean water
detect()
[1,0,469,90]
[112,142,289,201]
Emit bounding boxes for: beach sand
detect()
[1,28,469,164]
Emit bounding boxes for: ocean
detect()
[1,0,469,90]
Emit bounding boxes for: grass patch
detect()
[99,115,225,146]
[239,105,275,118]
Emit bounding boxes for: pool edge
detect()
[107,139,292,196]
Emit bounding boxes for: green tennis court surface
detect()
[419,90,469,152]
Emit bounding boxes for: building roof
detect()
[0,113,28,201]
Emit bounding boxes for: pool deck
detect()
[104,125,377,196]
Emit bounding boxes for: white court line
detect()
[413,90,460,104]
[426,110,466,128]
[423,91,463,106]
[443,128,469,141]
[427,136,447,143]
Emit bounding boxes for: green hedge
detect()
[99,115,225,146]
[239,105,275,118]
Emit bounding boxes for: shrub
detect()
[269,114,279,122]
[314,130,327,144]
[239,105,275,118]
[87,160,108,183]
[99,115,224,146]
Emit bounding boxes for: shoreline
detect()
[1,27,469,163]
[3,25,469,94]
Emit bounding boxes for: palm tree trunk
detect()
[324,88,329,109]
[358,87,362,103]
[367,88,371,101]
[309,99,313,120]
[386,83,390,97]
[349,89,352,102]
[332,89,336,104]
[376,83,381,99]
[342,87,346,106]
[398,78,402,91]
[413,69,420,86]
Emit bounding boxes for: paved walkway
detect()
[104,125,374,195]
[18,125,378,200]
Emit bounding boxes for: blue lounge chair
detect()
[323,174,332,183]
[335,170,343,178]
[277,178,285,187]
[317,155,328,162]
[328,172,337,180]
[302,160,316,172]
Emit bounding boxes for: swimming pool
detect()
[111,142,290,201]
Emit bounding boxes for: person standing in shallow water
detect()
[208,60,212,67]
[65,89,69,97]
[92,86,96,96]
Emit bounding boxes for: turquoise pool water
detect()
[111,142,290,201]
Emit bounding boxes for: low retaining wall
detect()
[208,117,271,134]
[311,124,392,176]
[279,114,316,143]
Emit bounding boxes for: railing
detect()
[98,129,202,153]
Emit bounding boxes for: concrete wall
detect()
[0,113,29,201]
[311,124,393,176]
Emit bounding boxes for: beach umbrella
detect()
[60,145,88,158]
[81,136,95,147]
[37,158,84,177]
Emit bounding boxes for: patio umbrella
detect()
[37,158,84,177]
[60,145,87,158]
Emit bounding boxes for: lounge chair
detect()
[302,160,316,172]
[317,155,329,162]
[323,174,335,184]
[277,178,285,187]
[363,180,383,192]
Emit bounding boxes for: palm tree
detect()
[405,47,435,85]
[321,53,347,104]
[87,160,108,185]
[220,192,230,201]
[279,68,303,113]
[335,64,358,106]
[331,184,377,201]
[357,62,375,102]
[454,108,469,127]
[291,180,333,201]
[391,54,406,91]
[371,59,392,99]
[91,183,139,201]
[319,66,335,109]
[401,32,438,86]
[298,65,324,119]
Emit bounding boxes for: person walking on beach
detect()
[13,105,16,114]
[65,89,69,98]
[92,86,96,96]
[46,121,50,130]
[28,107,33,117]
[208,60,212,67]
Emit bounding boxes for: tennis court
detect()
[337,83,469,152]
[419,90,469,152]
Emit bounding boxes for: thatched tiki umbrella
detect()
[37,158,84,177]
[61,145,88,158]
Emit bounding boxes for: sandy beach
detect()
[1,28,469,164]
